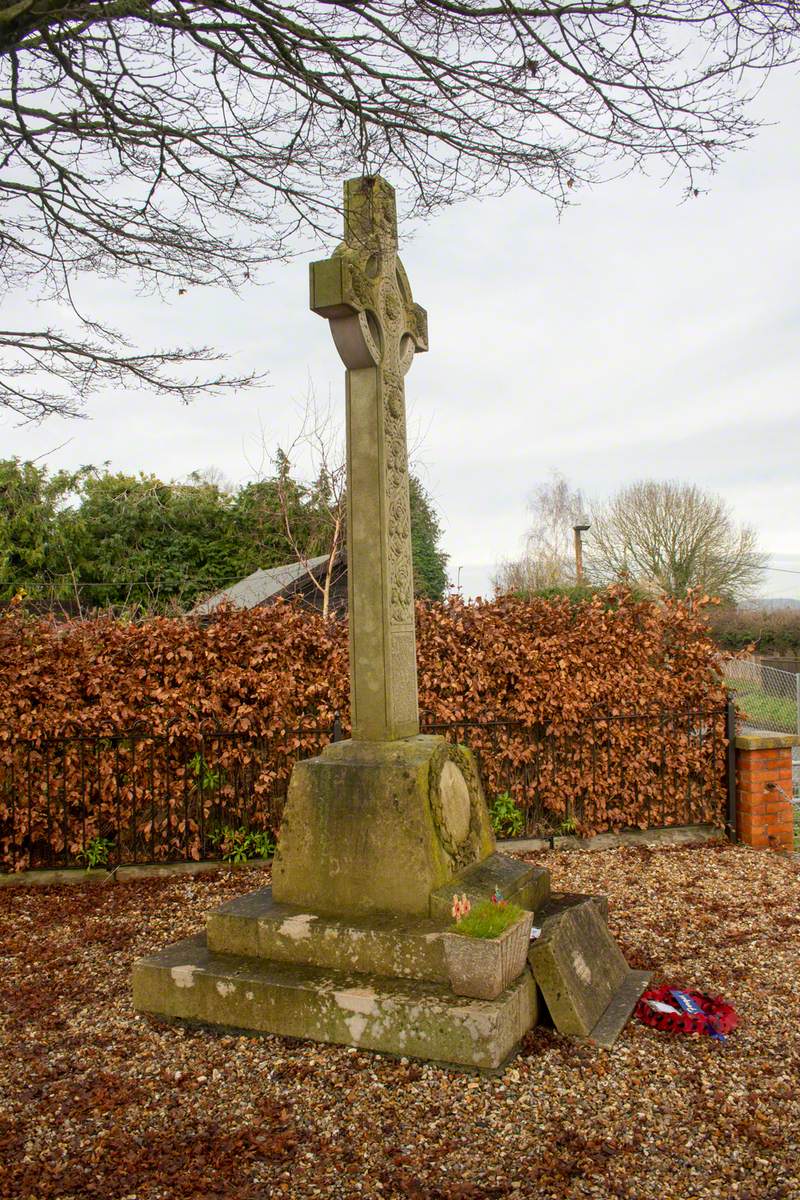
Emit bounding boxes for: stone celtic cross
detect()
[310,176,428,741]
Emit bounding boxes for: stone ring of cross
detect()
[309,178,428,377]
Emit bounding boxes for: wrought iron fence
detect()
[0,705,730,872]
[422,707,730,838]
[0,724,336,873]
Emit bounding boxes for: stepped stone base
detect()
[207,888,450,981]
[133,874,642,1065]
[132,729,640,1064]
[132,934,538,1070]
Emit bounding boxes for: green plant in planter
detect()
[450,898,525,939]
[444,892,534,999]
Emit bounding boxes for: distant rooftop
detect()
[192,555,331,616]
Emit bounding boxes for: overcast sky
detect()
[4,70,800,602]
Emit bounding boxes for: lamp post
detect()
[573,513,590,584]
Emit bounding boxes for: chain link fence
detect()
[724,658,800,735]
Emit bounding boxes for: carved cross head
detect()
[310,176,428,375]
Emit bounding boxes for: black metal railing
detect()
[0,722,340,873]
[422,704,730,837]
[0,703,731,872]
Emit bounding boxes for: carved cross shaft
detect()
[310,176,428,741]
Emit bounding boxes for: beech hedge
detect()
[0,589,729,867]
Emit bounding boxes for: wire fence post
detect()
[725,694,738,842]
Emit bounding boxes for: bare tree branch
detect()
[0,325,262,421]
[494,470,584,593]
[1,1,799,418]
[272,392,347,619]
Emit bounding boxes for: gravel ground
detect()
[1,843,799,1200]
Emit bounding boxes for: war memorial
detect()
[133,176,648,1068]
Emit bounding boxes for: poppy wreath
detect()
[635,985,740,1039]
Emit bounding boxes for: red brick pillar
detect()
[735,734,796,852]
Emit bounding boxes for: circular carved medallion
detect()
[429,743,485,868]
[439,760,471,846]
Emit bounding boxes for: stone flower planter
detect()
[443,910,534,1000]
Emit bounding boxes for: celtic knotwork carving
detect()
[383,371,414,624]
[309,178,429,737]
[390,630,418,725]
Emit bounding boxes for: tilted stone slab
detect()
[429,852,550,921]
[207,887,450,982]
[132,935,538,1070]
[528,899,629,1037]
[537,891,609,924]
[585,969,651,1050]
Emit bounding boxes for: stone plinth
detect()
[206,888,451,981]
[735,732,798,852]
[133,934,537,1070]
[272,735,494,916]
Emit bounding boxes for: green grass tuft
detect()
[451,899,525,939]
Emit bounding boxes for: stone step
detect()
[206,887,451,982]
[133,934,538,1070]
[429,852,550,920]
[585,970,651,1050]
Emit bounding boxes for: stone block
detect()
[207,887,450,982]
[132,934,537,1070]
[272,735,494,916]
[495,838,550,854]
[528,899,629,1037]
[0,868,111,888]
[429,852,550,920]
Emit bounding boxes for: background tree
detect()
[409,476,449,602]
[0,457,84,601]
[270,405,348,620]
[1,456,449,613]
[2,2,800,419]
[494,472,584,595]
[586,480,766,603]
[50,471,241,611]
